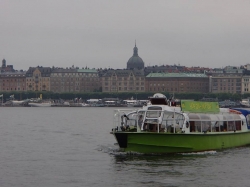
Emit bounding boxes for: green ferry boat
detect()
[111,93,250,154]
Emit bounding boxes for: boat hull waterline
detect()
[114,131,250,154]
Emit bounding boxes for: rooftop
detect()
[146,72,208,78]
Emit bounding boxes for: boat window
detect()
[202,121,212,132]
[176,114,185,126]
[200,114,211,132]
[162,111,184,128]
[214,121,224,132]
[235,121,241,131]
[148,106,162,111]
[126,112,137,127]
[137,111,146,129]
[211,121,220,132]
[194,121,202,132]
[146,106,162,118]
[228,121,235,131]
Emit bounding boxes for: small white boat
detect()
[240,98,250,107]
[81,103,90,107]
[124,99,145,107]
[11,99,30,106]
[28,102,52,107]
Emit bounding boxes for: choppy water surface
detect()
[0,107,249,187]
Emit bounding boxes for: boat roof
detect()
[187,112,243,122]
[232,108,250,116]
[141,105,243,121]
[148,93,168,105]
[149,97,168,105]
[87,99,101,102]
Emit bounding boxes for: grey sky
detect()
[1,0,250,70]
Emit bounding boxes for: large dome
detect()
[127,44,144,70]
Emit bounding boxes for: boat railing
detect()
[113,108,183,133]
[113,109,138,131]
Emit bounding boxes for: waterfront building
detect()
[0,71,26,92]
[26,66,51,91]
[211,73,242,94]
[145,73,209,93]
[50,67,100,93]
[101,69,145,92]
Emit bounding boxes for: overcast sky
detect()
[1,0,250,71]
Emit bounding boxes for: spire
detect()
[133,41,138,56]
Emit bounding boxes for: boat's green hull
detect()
[114,131,250,153]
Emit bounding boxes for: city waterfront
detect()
[0,107,249,187]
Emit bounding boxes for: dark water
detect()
[0,107,249,187]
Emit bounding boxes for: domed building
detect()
[127,43,144,70]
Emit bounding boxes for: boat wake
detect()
[96,144,123,154]
[97,144,217,157]
[180,150,217,155]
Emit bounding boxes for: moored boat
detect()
[240,98,250,108]
[28,102,52,107]
[111,93,250,154]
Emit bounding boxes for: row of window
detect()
[51,78,98,81]
[213,87,241,90]
[104,87,145,91]
[1,79,25,82]
[148,87,207,91]
[105,82,144,86]
[3,83,25,86]
[51,82,97,86]
[149,82,208,86]
[51,87,92,91]
[104,77,145,81]
[51,73,97,77]
[27,78,50,81]
[213,79,241,82]
[0,75,25,77]
[1,87,25,91]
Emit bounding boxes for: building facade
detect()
[101,69,145,92]
[145,73,209,93]
[211,73,242,94]
[26,67,51,91]
[241,64,250,94]
[0,71,26,92]
[50,68,100,93]
[242,75,250,94]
